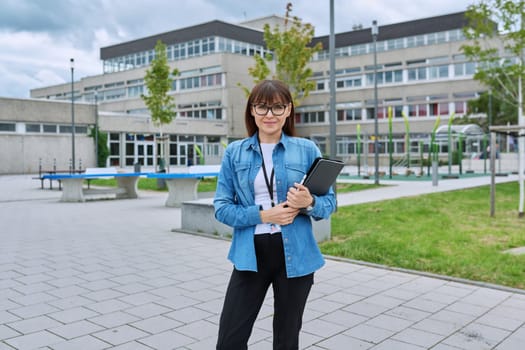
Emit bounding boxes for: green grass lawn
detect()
[322,181,525,290]
[89,178,378,194]
[89,177,218,193]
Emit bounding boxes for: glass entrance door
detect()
[135,141,155,167]
[178,144,187,166]
[179,143,204,166]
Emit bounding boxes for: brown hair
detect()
[244,80,296,136]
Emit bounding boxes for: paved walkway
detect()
[0,174,524,350]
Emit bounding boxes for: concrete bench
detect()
[42,169,146,202]
[147,169,219,207]
[180,198,331,242]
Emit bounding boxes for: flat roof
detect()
[100,20,265,60]
[312,11,469,49]
[100,11,471,60]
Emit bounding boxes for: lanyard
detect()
[258,142,275,207]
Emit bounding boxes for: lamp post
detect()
[70,58,76,172]
[372,20,379,185]
[94,90,99,167]
[329,0,336,161]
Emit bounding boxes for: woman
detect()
[214,80,336,350]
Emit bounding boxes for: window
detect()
[387,38,404,50]
[366,107,376,120]
[454,62,476,76]
[384,70,402,83]
[110,143,119,155]
[455,101,466,114]
[75,126,88,134]
[127,85,143,97]
[428,102,449,116]
[0,123,15,132]
[296,111,325,124]
[103,88,126,100]
[178,101,223,120]
[337,108,362,121]
[43,124,57,133]
[26,124,41,133]
[350,44,367,55]
[429,65,449,79]
[188,40,200,57]
[408,67,426,81]
[59,125,72,133]
[387,105,403,118]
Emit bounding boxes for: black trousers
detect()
[216,233,314,350]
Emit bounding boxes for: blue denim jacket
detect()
[214,133,336,278]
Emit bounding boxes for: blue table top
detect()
[146,172,219,179]
[42,172,219,180]
[42,172,148,179]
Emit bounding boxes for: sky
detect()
[0,0,476,99]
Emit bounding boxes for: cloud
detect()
[0,0,476,98]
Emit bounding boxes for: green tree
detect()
[462,90,517,131]
[243,3,322,106]
[461,0,524,116]
[461,0,525,217]
[89,126,109,167]
[141,40,179,170]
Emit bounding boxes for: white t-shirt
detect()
[254,143,281,235]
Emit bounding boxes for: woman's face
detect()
[251,97,291,142]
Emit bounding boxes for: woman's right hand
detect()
[260,202,299,226]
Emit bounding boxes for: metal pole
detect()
[490,131,496,217]
[329,0,337,204]
[372,20,379,185]
[329,0,336,161]
[94,91,99,167]
[488,89,492,128]
[70,58,76,172]
[518,73,524,217]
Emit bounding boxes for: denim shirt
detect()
[214,133,336,278]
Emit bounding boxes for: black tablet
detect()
[301,157,344,195]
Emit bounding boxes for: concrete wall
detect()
[0,97,97,174]
[181,198,331,242]
[0,134,95,174]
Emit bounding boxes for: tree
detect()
[461,0,525,217]
[89,126,109,167]
[464,90,517,131]
[243,2,322,106]
[141,40,179,171]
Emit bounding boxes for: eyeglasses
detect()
[252,103,289,116]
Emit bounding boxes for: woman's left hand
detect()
[286,183,314,209]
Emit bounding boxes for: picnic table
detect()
[147,165,220,207]
[42,168,147,202]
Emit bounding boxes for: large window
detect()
[429,65,449,79]
[337,108,362,121]
[180,73,222,90]
[295,106,325,124]
[296,111,325,124]
[408,66,427,81]
[178,101,223,120]
[408,104,428,117]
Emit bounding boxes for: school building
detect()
[1,11,501,174]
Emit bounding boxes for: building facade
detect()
[8,11,501,173]
[0,97,96,174]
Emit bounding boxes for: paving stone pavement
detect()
[1,174,524,350]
